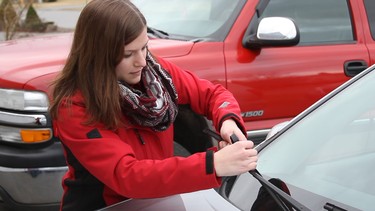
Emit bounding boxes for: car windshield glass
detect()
[132,0,243,39]
[264,67,375,210]
[228,66,375,211]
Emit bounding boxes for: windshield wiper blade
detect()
[203,128,311,210]
[250,169,292,211]
[229,134,311,211]
[147,26,169,39]
[250,169,311,211]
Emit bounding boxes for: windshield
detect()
[132,0,244,40]
[228,66,375,211]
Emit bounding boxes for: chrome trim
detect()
[0,166,67,204]
[0,111,47,126]
[247,129,271,138]
[0,88,49,112]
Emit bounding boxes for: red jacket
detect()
[54,56,245,210]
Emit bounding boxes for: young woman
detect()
[49,0,258,210]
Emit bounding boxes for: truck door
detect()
[224,0,371,136]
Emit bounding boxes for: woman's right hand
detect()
[213,140,258,177]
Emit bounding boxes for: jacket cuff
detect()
[205,146,218,175]
[205,149,215,174]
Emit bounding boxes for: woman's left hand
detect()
[219,119,247,148]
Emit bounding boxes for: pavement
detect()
[34,0,88,7]
[0,0,87,41]
[33,0,87,29]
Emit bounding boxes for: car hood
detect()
[0,33,193,91]
[0,33,72,90]
[99,189,240,211]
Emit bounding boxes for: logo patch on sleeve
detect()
[219,102,230,108]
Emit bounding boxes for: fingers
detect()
[246,159,258,171]
[220,119,247,143]
[224,130,247,143]
[218,138,254,150]
[237,142,257,164]
[231,139,255,150]
[218,141,229,149]
[240,149,258,173]
[242,139,254,149]
[213,141,258,177]
[246,149,258,162]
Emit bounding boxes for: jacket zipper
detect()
[134,129,146,145]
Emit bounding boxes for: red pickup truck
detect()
[0,0,374,210]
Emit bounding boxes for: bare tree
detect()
[0,0,33,40]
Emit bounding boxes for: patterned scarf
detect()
[119,52,178,131]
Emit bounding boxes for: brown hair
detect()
[49,0,147,130]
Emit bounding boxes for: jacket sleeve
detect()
[157,56,246,134]
[55,97,221,199]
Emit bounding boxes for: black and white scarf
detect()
[119,52,178,131]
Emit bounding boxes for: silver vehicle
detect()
[101,64,375,210]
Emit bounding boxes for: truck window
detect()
[364,0,375,40]
[260,0,353,45]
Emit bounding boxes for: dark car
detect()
[100,64,375,210]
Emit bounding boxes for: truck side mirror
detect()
[243,17,300,50]
[265,121,290,140]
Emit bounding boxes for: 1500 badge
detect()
[242,110,264,118]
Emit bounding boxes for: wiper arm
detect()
[203,129,311,211]
[147,26,169,39]
[229,134,311,211]
[250,169,292,211]
[324,202,347,211]
[250,169,309,211]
